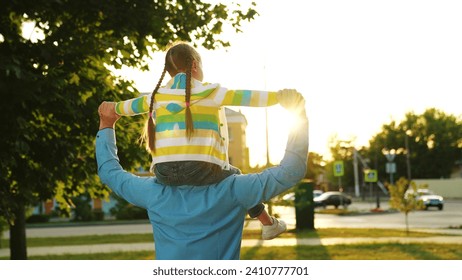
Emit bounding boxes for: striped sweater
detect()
[115,73,278,170]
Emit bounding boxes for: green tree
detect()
[387,177,421,235]
[0,0,257,259]
[325,137,359,192]
[367,108,462,182]
[305,152,326,181]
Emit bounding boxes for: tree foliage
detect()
[367,108,462,181]
[325,137,360,192]
[305,152,325,181]
[387,177,422,235]
[324,108,461,200]
[0,0,257,259]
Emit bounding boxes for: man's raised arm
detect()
[234,89,309,206]
[95,101,152,209]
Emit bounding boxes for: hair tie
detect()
[185,101,190,107]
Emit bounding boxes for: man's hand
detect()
[98,101,120,130]
[277,89,306,114]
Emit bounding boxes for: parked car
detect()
[313,190,323,198]
[313,191,352,209]
[282,190,323,201]
[406,188,444,210]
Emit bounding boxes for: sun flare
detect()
[240,105,306,167]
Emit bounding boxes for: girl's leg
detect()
[248,203,269,224]
[248,203,287,240]
[256,210,274,226]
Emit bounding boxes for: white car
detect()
[313,190,323,198]
[407,189,444,210]
[282,190,323,201]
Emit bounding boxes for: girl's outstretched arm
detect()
[114,94,151,116]
[214,88,279,107]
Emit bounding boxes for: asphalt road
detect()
[285,199,462,230]
[234,198,460,233]
[2,199,462,239]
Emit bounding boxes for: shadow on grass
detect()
[241,229,331,260]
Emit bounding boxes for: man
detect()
[96,90,308,259]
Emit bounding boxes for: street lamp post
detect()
[382,148,397,185]
[405,130,412,181]
[265,108,273,216]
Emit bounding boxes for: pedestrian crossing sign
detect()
[333,161,344,177]
[364,169,378,182]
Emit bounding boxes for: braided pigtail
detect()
[143,66,167,153]
[185,56,194,140]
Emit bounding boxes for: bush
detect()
[112,204,148,220]
[26,214,50,223]
[92,209,105,221]
[110,194,148,220]
[71,195,100,222]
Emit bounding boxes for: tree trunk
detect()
[10,201,27,260]
[405,212,409,236]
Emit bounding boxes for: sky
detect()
[123,0,462,167]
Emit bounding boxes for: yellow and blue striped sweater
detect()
[115,73,278,170]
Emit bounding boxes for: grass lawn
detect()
[0,227,450,249]
[22,243,462,260]
[1,228,462,260]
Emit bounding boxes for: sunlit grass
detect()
[1,227,461,260]
[16,243,462,260]
[0,227,453,249]
[240,243,462,260]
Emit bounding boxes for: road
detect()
[278,199,462,231]
[2,199,462,239]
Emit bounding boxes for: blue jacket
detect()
[95,112,308,260]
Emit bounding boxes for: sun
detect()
[241,105,306,167]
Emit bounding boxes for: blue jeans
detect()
[154,161,265,218]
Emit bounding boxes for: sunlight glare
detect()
[120,0,462,166]
[241,104,306,167]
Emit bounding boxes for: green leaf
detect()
[68,73,80,85]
